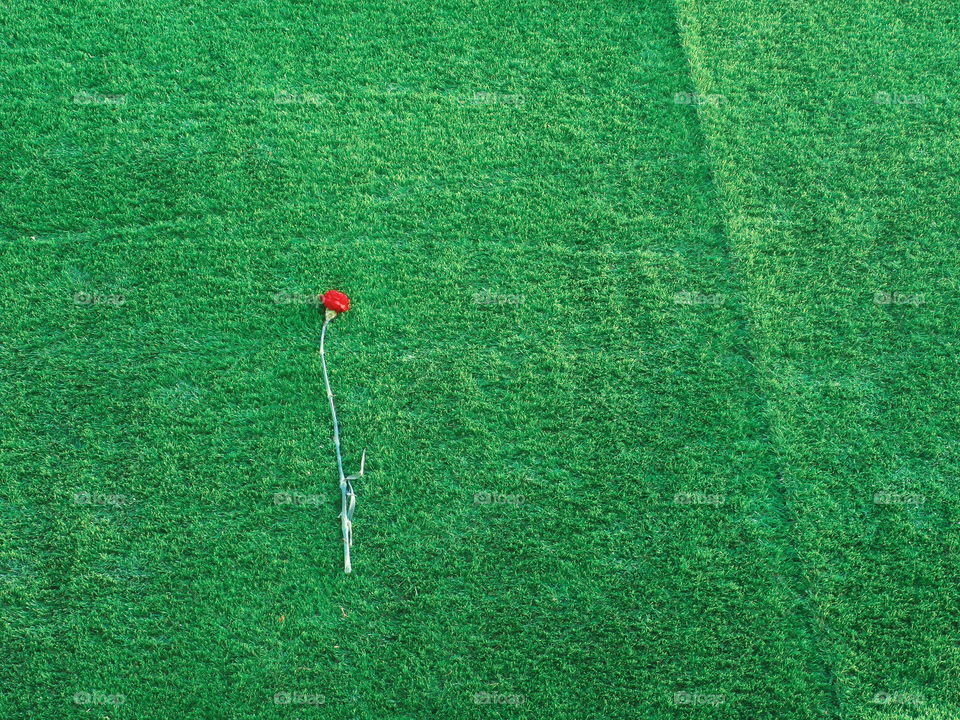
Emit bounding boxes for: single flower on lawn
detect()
[318,289,364,574]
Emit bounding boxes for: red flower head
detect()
[323,289,350,314]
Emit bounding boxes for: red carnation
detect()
[323,289,350,313]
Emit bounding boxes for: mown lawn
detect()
[1,1,956,718]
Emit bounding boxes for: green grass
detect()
[1,0,957,718]
[674,1,960,717]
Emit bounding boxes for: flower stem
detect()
[320,314,354,574]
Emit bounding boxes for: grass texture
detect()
[674,1,960,717]
[1,0,956,718]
